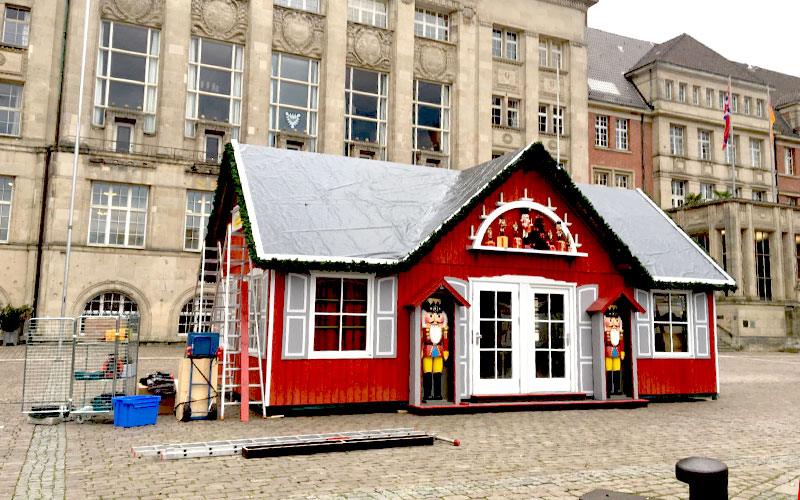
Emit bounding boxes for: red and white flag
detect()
[722,85,732,150]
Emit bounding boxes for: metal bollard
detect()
[675,456,728,499]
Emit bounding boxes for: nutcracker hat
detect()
[605,305,620,318]
[424,297,443,313]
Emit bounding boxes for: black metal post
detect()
[676,456,728,500]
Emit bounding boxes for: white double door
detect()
[471,279,575,395]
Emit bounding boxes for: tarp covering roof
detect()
[577,184,734,287]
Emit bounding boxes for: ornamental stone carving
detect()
[273,6,325,59]
[347,24,393,72]
[101,0,164,28]
[191,0,249,44]
[414,38,456,83]
[494,62,522,92]
[539,73,568,99]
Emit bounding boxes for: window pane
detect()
[108,81,144,109]
[279,54,310,81]
[278,107,307,132]
[110,53,147,81]
[111,24,148,53]
[351,93,378,118]
[352,68,379,93]
[351,119,377,142]
[200,39,233,67]
[342,278,368,313]
[315,278,341,313]
[417,81,441,105]
[198,94,230,121]
[314,315,340,351]
[342,315,366,351]
[417,105,441,128]
[278,81,309,107]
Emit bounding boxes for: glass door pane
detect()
[472,284,519,395]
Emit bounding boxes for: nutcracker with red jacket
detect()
[421,297,449,401]
[604,305,624,396]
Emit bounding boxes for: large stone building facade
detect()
[0,0,595,340]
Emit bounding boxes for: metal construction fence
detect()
[21,315,140,421]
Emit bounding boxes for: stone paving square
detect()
[1,346,799,499]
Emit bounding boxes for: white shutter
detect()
[633,288,653,358]
[577,285,598,395]
[282,273,309,359]
[373,276,397,358]
[693,292,710,358]
[445,277,470,402]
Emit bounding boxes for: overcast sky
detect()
[588,0,800,78]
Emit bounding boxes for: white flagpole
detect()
[60,0,92,317]
[556,54,561,166]
[768,86,777,203]
[729,76,736,198]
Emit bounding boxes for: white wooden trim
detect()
[650,289,695,359]
[264,270,275,406]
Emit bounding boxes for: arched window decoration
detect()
[83,292,139,317]
[471,199,587,257]
[178,295,214,335]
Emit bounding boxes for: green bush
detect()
[0,304,32,332]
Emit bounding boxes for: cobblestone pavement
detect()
[1,346,799,499]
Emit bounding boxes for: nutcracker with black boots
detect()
[421,297,449,401]
[604,305,625,396]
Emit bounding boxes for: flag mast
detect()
[768,85,778,203]
[727,76,736,197]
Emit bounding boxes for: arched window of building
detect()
[83,292,139,316]
[178,295,213,335]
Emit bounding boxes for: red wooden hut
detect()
[205,141,735,414]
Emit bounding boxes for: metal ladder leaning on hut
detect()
[206,223,267,421]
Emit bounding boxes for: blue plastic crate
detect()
[112,395,160,428]
[187,332,220,358]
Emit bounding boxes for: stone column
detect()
[475,21,493,164]
[568,40,588,182]
[319,1,347,155]
[453,10,478,168]
[524,31,539,146]
[161,1,192,150]
[742,205,756,298]
[783,228,796,301]
[723,202,744,298]
[388,0,414,163]
[242,0,273,145]
[771,207,785,301]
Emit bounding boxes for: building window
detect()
[551,106,564,135]
[787,197,799,207]
[205,133,222,162]
[414,8,448,42]
[691,233,710,253]
[345,67,388,159]
[678,82,686,102]
[184,190,213,251]
[274,0,319,13]
[665,80,673,100]
[653,292,689,354]
[718,92,724,110]
[0,176,12,242]
[595,115,608,147]
[2,6,29,47]
[94,22,160,132]
[750,138,762,168]
[615,118,628,150]
[698,129,711,161]
[725,135,738,164]
[615,173,630,188]
[88,182,148,248]
[752,190,765,202]
[508,99,520,128]
[114,122,133,153]
[178,296,214,335]
[186,37,242,139]
[743,97,751,115]
[538,105,547,133]
[412,80,450,167]
[593,168,630,189]
[311,275,371,355]
[347,0,387,28]
[269,52,319,151]
[0,82,22,136]
[492,28,518,60]
[755,231,771,300]
[720,229,727,272]
[83,292,139,317]
[706,88,714,108]
[732,94,739,113]
[669,125,685,156]
[756,99,764,118]
[671,179,686,207]
[785,148,795,175]
[491,96,502,125]
[539,39,563,69]
[593,170,609,186]
[700,183,714,201]
[692,86,700,105]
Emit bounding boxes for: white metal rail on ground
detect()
[132,428,425,460]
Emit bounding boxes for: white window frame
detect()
[183,190,213,251]
[345,66,388,159]
[247,269,271,357]
[678,82,686,103]
[670,125,685,156]
[700,183,714,201]
[786,147,795,175]
[538,40,548,67]
[94,21,160,132]
[665,80,673,100]
[615,118,628,150]
[491,95,502,126]
[538,105,547,133]
[671,179,686,207]
[698,129,711,161]
[347,0,388,28]
[593,169,609,186]
[0,175,12,243]
[185,36,243,139]
[651,290,693,358]
[88,182,148,248]
[552,106,564,136]
[593,167,631,189]
[595,115,608,147]
[752,190,765,202]
[83,292,139,317]
[2,5,29,47]
[269,52,320,151]
[507,98,520,128]
[492,28,518,60]
[750,138,762,168]
[706,88,713,108]
[756,99,764,118]
[490,96,521,128]
[692,86,700,105]
[538,38,563,69]
[308,272,374,359]
[614,172,630,189]
[414,8,448,42]
[412,79,450,167]
[114,123,134,153]
[725,135,738,164]
[178,295,214,336]
[744,96,751,115]
[0,82,22,136]
[274,0,320,13]
[732,94,739,113]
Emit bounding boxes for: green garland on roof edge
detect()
[211,143,734,292]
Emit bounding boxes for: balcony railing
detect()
[59,136,221,165]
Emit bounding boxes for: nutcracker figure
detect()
[520,210,533,247]
[497,216,509,248]
[604,305,624,396]
[421,297,449,401]
[512,221,523,248]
